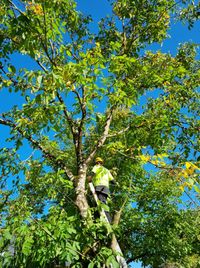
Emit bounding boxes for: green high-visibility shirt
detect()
[92,165,114,188]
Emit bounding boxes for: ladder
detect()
[88,183,128,268]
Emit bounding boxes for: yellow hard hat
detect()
[95,157,103,164]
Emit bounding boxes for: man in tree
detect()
[90,157,115,223]
[1,0,200,267]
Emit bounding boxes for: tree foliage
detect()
[0,0,200,267]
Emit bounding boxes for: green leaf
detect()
[22,236,33,256]
[4,230,12,240]
[194,185,200,193]
[8,65,16,73]
[88,262,94,268]
[35,94,41,104]
[106,255,120,268]
[37,75,43,87]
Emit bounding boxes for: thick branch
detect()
[56,92,75,135]
[85,109,114,165]
[0,118,74,181]
[73,87,86,127]
[111,196,128,252]
[56,92,80,168]
[74,87,87,165]
[112,196,128,226]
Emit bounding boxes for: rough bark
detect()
[75,163,89,218]
[110,198,128,268]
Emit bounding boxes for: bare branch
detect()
[36,60,48,72]
[56,92,82,168]
[184,190,199,208]
[111,195,129,258]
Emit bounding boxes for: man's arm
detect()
[108,170,116,185]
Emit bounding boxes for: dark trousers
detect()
[95,186,112,223]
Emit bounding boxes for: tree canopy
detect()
[0,0,200,267]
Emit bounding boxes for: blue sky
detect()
[1,1,200,267]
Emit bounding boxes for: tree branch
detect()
[112,196,129,226]
[123,1,181,55]
[7,0,25,16]
[85,108,114,165]
[56,92,79,152]
[36,60,48,72]
[0,64,18,86]
[107,125,130,138]
[184,190,199,207]
[73,86,87,165]
[56,92,75,132]
[0,117,74,181]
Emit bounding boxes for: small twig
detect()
[107,125,130,138]
[184,190,199,208]
[0,64,18,86]
[21,149,37,166]
[0,64,41,92]
[36,60,48,72]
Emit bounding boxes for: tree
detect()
[0,0,200,267]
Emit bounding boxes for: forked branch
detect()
[85,108,114,165]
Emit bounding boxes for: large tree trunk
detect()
[75,164,89,218]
